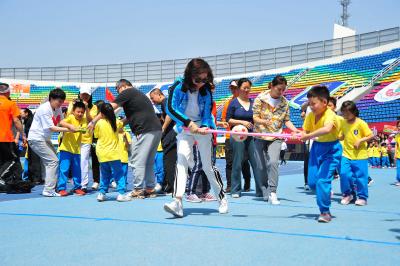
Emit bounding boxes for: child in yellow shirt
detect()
[58,101,88,196]
[372,142,381,168]
[301,86,342,223]
[94,103,130,202]
[367,143,373,167]
[118,122,132,184]
[338,101,373,206]
[395,121,400,186]
[380,143,390,168]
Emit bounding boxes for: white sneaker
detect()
[155,183,163,193]
[231,194,240,198]
[117,193,132,202]
[268,192,280,205]
[219,198,229,214]
[97,193,106,202]
[304,184,310,191]
[111,181,117,189]
[92,182,99,190]
[340,194,353,205]
[164,199,183,218]
[42,191,60,197]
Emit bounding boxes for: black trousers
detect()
[91,145,100,183]
[0,142,22,184]
[27,145,42,182]
[280,150,286,164]
[225,138,251,189]
[162,147,177,193]
[303,142,310,185]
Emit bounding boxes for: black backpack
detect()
[0,159,34,194]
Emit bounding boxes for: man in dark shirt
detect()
[90,79,162,198]
[149,87,177,194]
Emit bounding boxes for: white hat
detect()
[79,85,92,95]
[229,80,237,87]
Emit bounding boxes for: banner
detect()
[10,83,31,98]
[374,80,400,102]
[289,81,346,109]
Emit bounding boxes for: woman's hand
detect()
[188,121,199,134]
[242,121,253,130]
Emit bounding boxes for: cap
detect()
[79,85,92,95]
[0,82,10,94]
[229,80,237,87]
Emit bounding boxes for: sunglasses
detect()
[193,77,209,84]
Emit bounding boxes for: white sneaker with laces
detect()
[219,198,229,214]
[164,199,183,218]
[92,182,99,190]
[97,193,106,202]
[42,190,60,197]
[268,192,280,205]
[117,193,132,202]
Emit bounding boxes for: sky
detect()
[0,0,399,68]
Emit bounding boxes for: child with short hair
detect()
[94,103,130,202]
[380,143,390,168]
[57,101,90,196]
[28,88,75,197]
[338,101,373,206]
[301,86,342,223]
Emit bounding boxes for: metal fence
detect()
[1,27,399,83]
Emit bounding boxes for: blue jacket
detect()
[166,78,216,133]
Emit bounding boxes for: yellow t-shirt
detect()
[59,114,86,154]
[395,134,400,159]
[372,147,381,157]
[381,146,388,157]
[367,147,373,157]
[94,119,120,163]
[67,103,97,144]
[341,118,372,160]
[303,108,339,142]
[118,131,132,164]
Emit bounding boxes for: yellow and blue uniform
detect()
[372,146,381,167]
[395,134,400,182]
[94,119,126,195]
[303,108,342,214]
[367,147,373,166]
[154,142,164,184]
[381,146,390,168]
[57,114,86,191]
[118,125,132,183]
[339,118,372,200]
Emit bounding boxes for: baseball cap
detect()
[79,85,92,95]
[0,82,10,94]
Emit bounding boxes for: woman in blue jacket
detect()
[163,58,228,218]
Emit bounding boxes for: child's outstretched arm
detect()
[300,122,334,141]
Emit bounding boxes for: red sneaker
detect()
[58,190,69,197]
[74,189,86,196]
